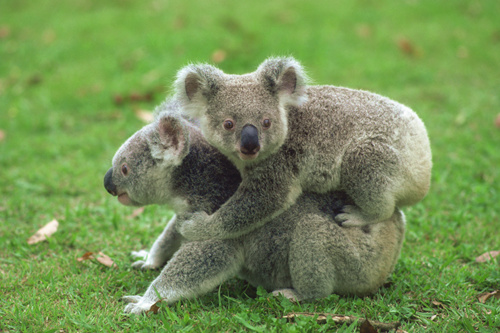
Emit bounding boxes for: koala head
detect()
[175,57,308,167]
[104,113,190,207]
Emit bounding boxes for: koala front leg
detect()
[177,165,300,241]
[336,141,399,227]
[131,215,183,270]
[123,239,243,314]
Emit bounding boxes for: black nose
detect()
[104,168,117,196]
[240,124,260,155]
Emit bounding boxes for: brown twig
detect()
[283,312,401,331]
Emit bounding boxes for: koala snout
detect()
[240,124,260,155]
[104,167,117,196]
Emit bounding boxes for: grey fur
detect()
[174,57,431,238]
[104,101,405,314]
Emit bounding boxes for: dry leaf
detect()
[356,24,372,38]
[211,50,227,63]
[360,318,378,333]
[397,38,417,57]
[146,300,162,314]
[0,130,5,142]
[432,300,445,309]
[495,114,500,128]
[475,250,500,263]
[135,110,154,123]
[477,290,500,303]
[96,252,117,268]
[0,26,11,39]
[77,251,95,262]
[27,219,59,244]
[127,207,145,219]
[77,251,116,268]
[430,315,438,321]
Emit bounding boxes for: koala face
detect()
[200,83,288,164]
[104,115,189,206]
[175,57,308,167]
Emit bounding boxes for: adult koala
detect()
[174,57,431,240]
[103,99,405,314]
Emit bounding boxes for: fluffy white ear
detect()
[149,115,189,165]
[257,57,308,107]
[174,64,224,119]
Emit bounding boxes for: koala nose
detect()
[240,124,260,155]
[104,168,117,196]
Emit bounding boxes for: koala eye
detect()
[262,119,271,129]
[223,119,235,131]
[121,163,129,176]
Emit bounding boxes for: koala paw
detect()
[335,205,371,227]
[130,250,160,270]
[123,295,160,314]
[177,211,210,241]
[272,289,300,303]
[131,250,149,260]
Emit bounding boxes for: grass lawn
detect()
[1,0,499,331]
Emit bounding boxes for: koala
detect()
[173,56,431,240]
[104,99,241,268]
[104,100,405,314]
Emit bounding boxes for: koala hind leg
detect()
[337,141,400,227]
[124,239,243,314]
[288,213,358,301]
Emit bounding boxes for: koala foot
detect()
[123,295,160,314]
[335,205,372,227]
[130,250,161,270]
[272,289,300,303]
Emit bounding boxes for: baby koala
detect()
[104,99,405,314]
[174,57,431,240]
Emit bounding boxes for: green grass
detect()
[1,0,499,331]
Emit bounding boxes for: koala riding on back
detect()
[174,56,431,240]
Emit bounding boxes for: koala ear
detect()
[174,64,224,118]
[257,57,308,107]
[149,115,189,165]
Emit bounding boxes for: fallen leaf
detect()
[77,251,95,262]
[77,251,117,268]
[397,38,417,57]
[27,219,59,244]
[146,300,162,314]
[211,49,227,63]
[135,110,154,123]
[42,29,56,44]
[430,315,438,321]
[96,252,117,268]
[477,290,500,303]
[0,130,5,142]
[432,300,446,309]
[0,26,10,39]
[475,250,500,263]
[130,91,153,102]
[495,114,500,128]
[457,46,469,59]
[356,24,372,38]
[360,318,378,333]
[127,207,145,219]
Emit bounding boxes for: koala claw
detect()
[123,295,158,314]
[272,289,300,303]
[335,205,370,227]
[131,250,149,259]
